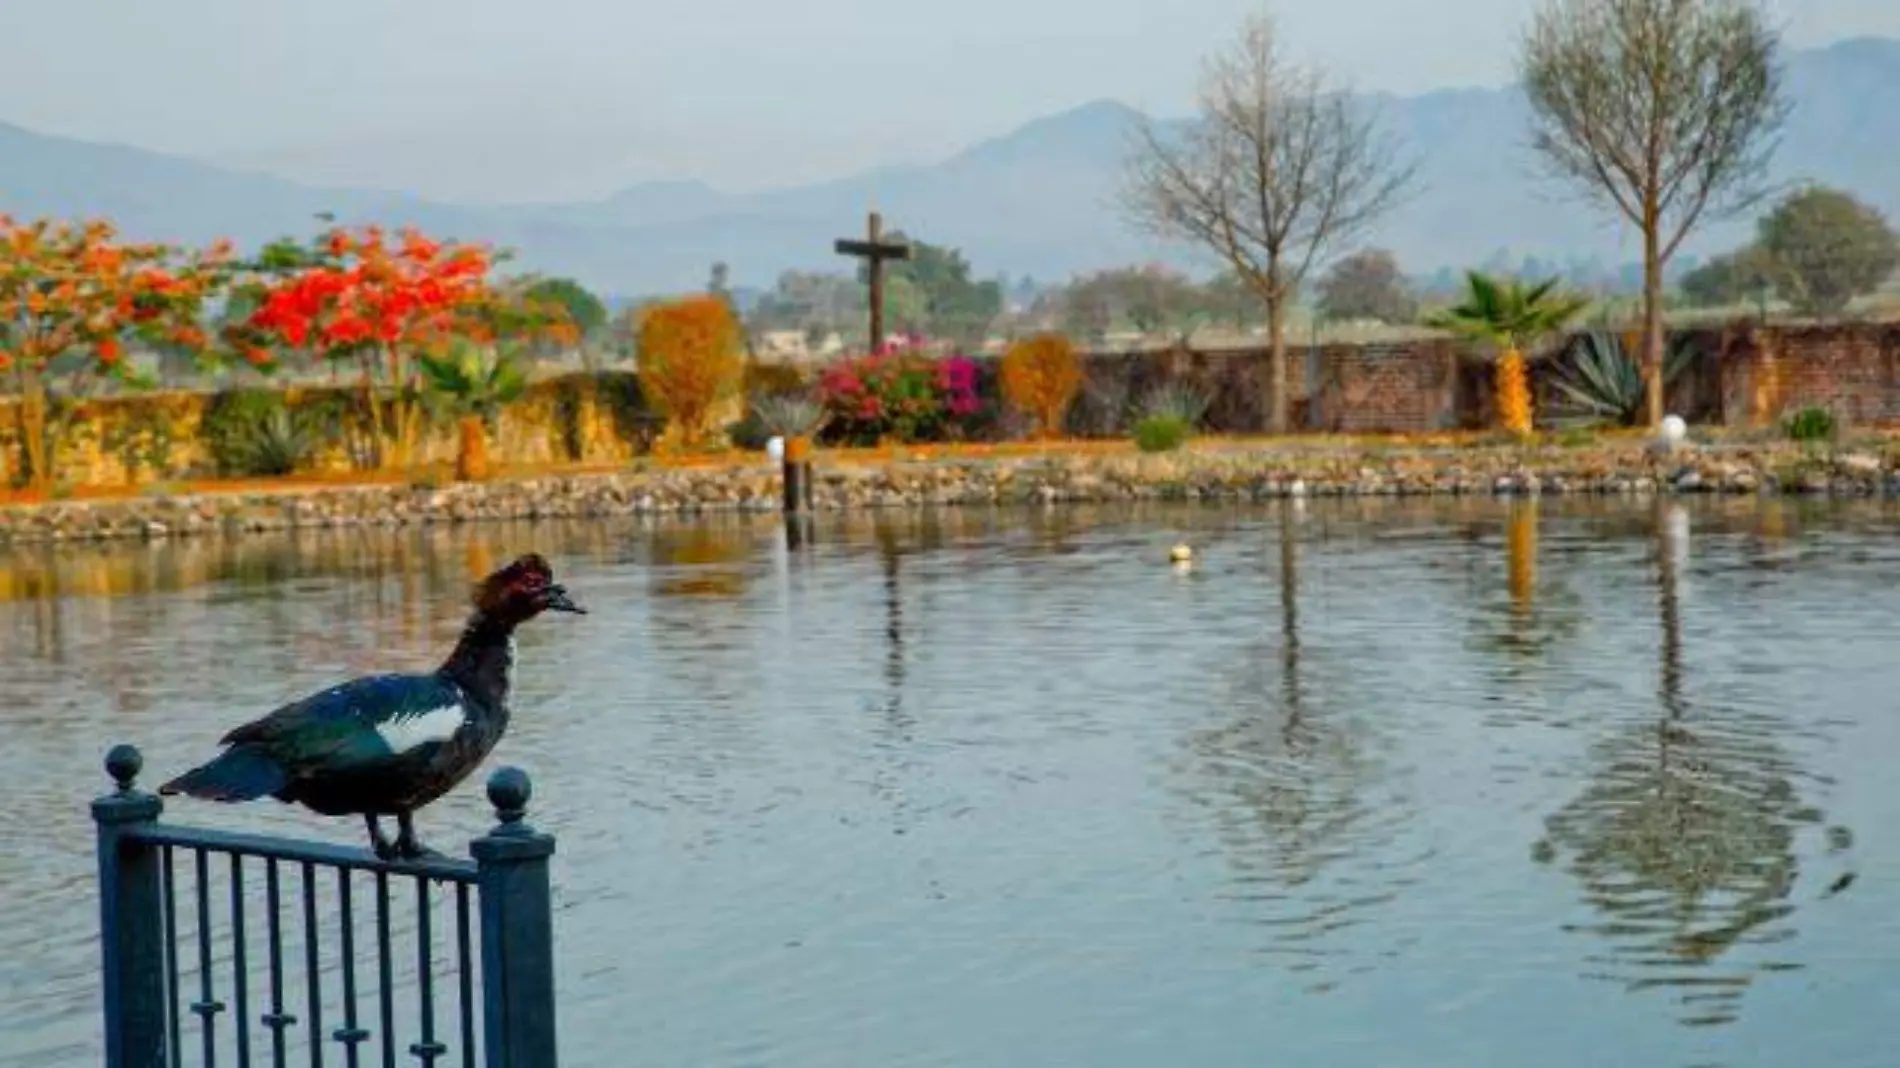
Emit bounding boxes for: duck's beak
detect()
[544,584,586,614]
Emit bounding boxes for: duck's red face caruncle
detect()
[476,552,586,620]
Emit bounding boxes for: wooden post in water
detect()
[781,435,814,514]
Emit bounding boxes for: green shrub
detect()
[1784,405,1836,442]
[1133,414,1193,452]
[201,389,329,477]
[1128,382,1209,452]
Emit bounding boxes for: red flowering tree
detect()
[0,216,230,492]
[228,224,560,470]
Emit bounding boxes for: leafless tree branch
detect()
[1518,0,1787,426]
[1117,13,1416,431]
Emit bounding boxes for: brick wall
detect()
[1713,322,1900,427]
[1066,339,1452,434]
[1079,320,1900,434]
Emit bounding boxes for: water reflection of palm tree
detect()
[1468,499,1583,666]
[1172,503,1419,987]
[1534,501,1848,1028]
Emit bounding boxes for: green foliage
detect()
[200,388,329,477]
[1783,405,1836,442]
[1056,265,1204,340]
[417,342,529,421]
[867,234,1003,347]
[521,277,608,338]
[1132,415,1193,452]
[1547,330,1697,427]
[1678,247,1773,308]
[1131,382,1211,450]
[1755,186,1900,318]
[1425,270,1589,352]
[1315,248,1418,323]
[100,403,178,481]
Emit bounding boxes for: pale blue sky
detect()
[1,0,1894,202]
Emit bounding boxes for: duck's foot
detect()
[392,811,442,860]
[364,815,399,861]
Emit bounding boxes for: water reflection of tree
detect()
[1173,504,1419,988]
[1465,499,1585,665]
[1534,501,1849,1028]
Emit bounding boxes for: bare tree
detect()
[1120,13,1413,433]
[1519,0,1788,427]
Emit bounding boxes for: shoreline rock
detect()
[2,443,1892,545]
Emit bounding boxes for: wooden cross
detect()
[833,211,911,352]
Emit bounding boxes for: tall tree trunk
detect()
[1265,259,1289,434]
[19,365,49,494]
[1642,204,1666,428]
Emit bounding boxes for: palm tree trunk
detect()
[1496,347,1533,437]
[455,415,489,481]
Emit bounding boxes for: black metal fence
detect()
[92,744,558,1068]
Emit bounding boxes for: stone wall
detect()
[0,372,660,489]
[7,321,1900,489]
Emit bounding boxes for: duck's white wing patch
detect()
[374,704,467,754]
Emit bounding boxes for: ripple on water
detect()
[2,501,1894,1068]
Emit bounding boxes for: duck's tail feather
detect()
[158,746,289,802]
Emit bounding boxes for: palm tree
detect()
[1426,271,1589,437]
[416,341,528,481]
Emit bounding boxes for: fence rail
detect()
[93,744,558,1068]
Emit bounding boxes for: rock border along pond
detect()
[2,442,1895,544]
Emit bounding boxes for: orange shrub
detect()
[636,295,744,446]
[1000,332,1083,438]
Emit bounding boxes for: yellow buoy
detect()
[1169,543,1193,563]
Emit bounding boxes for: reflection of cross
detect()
[833,211,910,352]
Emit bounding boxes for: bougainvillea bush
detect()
[816,337,986,445]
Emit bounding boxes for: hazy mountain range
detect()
[0,36,1894,300]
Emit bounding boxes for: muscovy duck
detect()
[159,552,584,860]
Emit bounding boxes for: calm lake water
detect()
[3,497,1898,1067]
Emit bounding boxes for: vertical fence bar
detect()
[335,872,368,1067]
[471,768,558,1068]
[232,855,254,1068]
[263,858,295,1065]
[302,862,325,1068]
[376,872,397,1068]
[93,745,167,1068]
[164,845,183,1060]
[454,886,475,1068]
[193,846,223,1068]
[411,878,446,1065]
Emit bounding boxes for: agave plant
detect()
[1138,382,1212,426]
[749,391,827,439]
[417,342,529,481]
[232,407,320,477]
[1547,331,1697,428]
